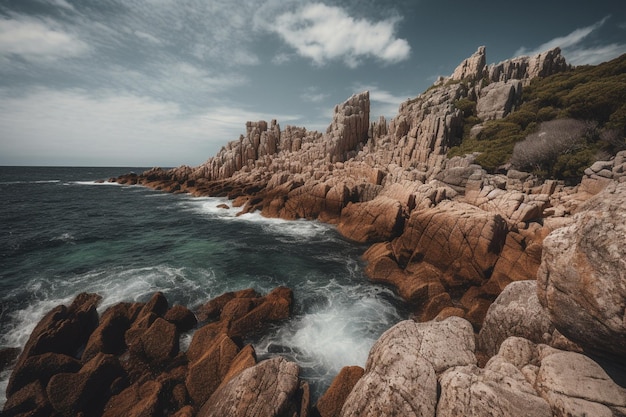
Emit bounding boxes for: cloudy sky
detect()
[1,0,625,166]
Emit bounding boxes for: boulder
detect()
[438,337,552,417]
[195,288,260,322]
[315,365,364,417]
[5,352,81,398]
[7,293,101,397]
[535,351,626,417]
[197,357,301,417]
[164,304,198,333]
[185,333,240,406]
[101,380,163,417]
[226,286,293,338]
[46,352,124,416]
[2,381,53,417]
[478,281,555,358]
[391,201,508,288]
[0,347,19,374]
[537,181,626,362]
[337,197,405,243]
[340,318,475,417]
[82,302,132,362]
[138,317,179,364]
[476,80,522,120]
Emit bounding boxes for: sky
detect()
[0,0,625,167]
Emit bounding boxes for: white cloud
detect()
[0,15,89,62]
[0,88,301,166]
[270,3,410,67]
[563,43,626,65]
[513,16,626,65]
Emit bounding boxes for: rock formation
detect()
[538,181,626,363]
[48,45,626,416]
[2,288,303,417]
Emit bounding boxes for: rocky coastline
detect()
[3,46,626,416]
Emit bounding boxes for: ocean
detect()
[0,166,406,406]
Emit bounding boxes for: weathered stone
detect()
[185,333,239,406]
[220,344,257,387]
[340,318,475,417]
[226,286,293,338]
[315,366,364,417]
[196,288,260,322]
[101,380,162,417]
[451,46,486,81]
[82,302,132,363]
[7,293,101,397]
[476,80,522,120]
[2,380,54,417]
[437,362,552,417]
[337,197,405,243]
[536,351,626,417]
[197,357,301,417]
[164,304,198,333]
[139,317,179,364]
[478,281,555,358]
[46,352,124,417]
[6,352,81,398]
[538,181,626,362]
[391,201,508,288]
[0,347,19,374]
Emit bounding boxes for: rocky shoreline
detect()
[4,47,626,416]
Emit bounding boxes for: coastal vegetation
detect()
[449,53,626,180]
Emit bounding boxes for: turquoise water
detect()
[0,166,406,404]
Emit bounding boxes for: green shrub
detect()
[449,53,626,179]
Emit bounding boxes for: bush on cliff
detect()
[449,53,626,178]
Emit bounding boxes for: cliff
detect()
[109,46,609,324]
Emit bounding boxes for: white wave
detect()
[0,180,61,185]
[255,280,403,386]
[0,265,215,350]
[180,197,336,242]
[71,180,125,186]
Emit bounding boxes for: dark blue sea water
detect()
[0,166,406,405]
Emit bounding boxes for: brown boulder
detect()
[82,302,132,363]
[315,365,364,417]
[138,291,169,320]
[538,181,626,362]
[6,352,81,397]
[139,317,180,364]
[18,293,101,361]
[220,344,257,386]
[0,347,19,374]
[102,380,163,417]
[2,380,53,417]
[164,304,198,333]
[195,288,260,322]
[197,357,301,417]
[7,292,101,398]
[46,352,124,416]
[185,333,240,406]
[391,201,508,288]
[489,227,544,290]
[337,197,405,243]
[226,286,293,338]
[186,322,226,363]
